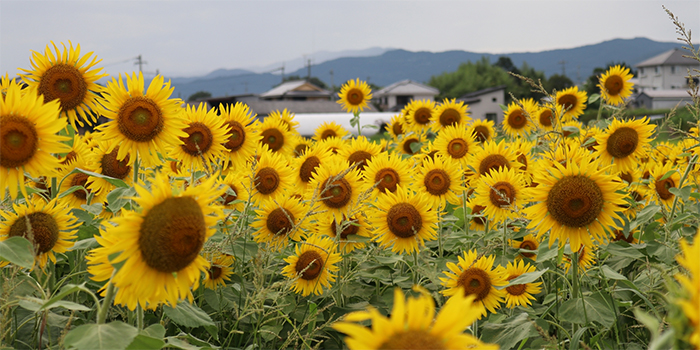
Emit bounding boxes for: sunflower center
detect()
[413,108,432,125]
[299,156,321,183]
[458,267,492,301]
[546,175,604,228]
[613,230,635,243]
[70,173,91,200]
[447,138,468,159]
[583,136,599,151]
[60,151,78,165]
[294,143,309,157]
[392,121,404,136]
[379,330,444,350]
[506,275,527,296]
[479,154,509,176]
[619,172,633,184]
[117,97,164,142]
[100,146,131,180]
[221,184,238,205]
[139,196,205,273]
[333,218,360,239]
[489,181,516,207]
[320,129,337,140]
[321,178,352,208]
[605,75,624,96]
[9,212,59,254]
[423,169,450,196]
[169,161,182,175]
[402,138,420,155]
[223,121,245,151]
[261,128,284,151]
[519,241,537,258]
[655,177,675,200]
[606,127,638,158]
[508,109,527,129]
[37,64,87,111]
[386,203,422,238]
[267,208,294,236]
[539,110,553,127]
[180,122,214,156]
[347,151,372,171]
[558,94,577,111]
[471,205,487,226]
[255,167,280,195]
[375,168,400,193]
[208,266,223,280]
[516,153,528,171]
[346,88,364,106]
[296,250,324,280]
[0,115,39,168]
[439,108,461,126]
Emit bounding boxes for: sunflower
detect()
[203,253,235,290]
[257,116,294,156]
[616,167,650,216]
[313,121,349,142]
[219,102,259,169]
[97,72,188,168]
[555,86,587,121]
[675,231,700,349]
[305,158,363,220]
[267,108,299,134]
[315,214,371,253]
[535,104,564,132]
[246,148,295,205]
[433,124,477,167]
[315,136,348,155]
[386,113,406,141]
[332,286,497,350]
[466,200,488,231]
[290,134,313,158]
[291,143,335,193]
[251,195,308,250]
[86,139,133,195]
[0,197,79,269]
[361,151,415,196]
[337,78,372,114]
[524,157,627,252]
[467,119,496,143]
[369,185,438,254]
[282,234,341,296]
[648,161,681,210]
[396,130,427,157]
[467,139,519,180]
[432,98,471,132]
[440,249,508,319]
[218,170,250,213]
[19,42,107,130]
[337,136,383,174]
[415,155,465,208]
[598,65,635,106]
[474,166,527,224]
[595,117,656,172]
[510,234,540,261]
[58,134,92,169]
[405,99,436,133]
[509,139,535,178]
[580,125,603,152]
[57,158,107,210]
[503,260,543,308]
[1,80,70,199]
[502,98,537,138]
[169,103,230,172]
[563,245,597,273]
[86,173,224,310]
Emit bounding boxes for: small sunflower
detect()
[1,80,70,199]
[474,166,527,224]
[369,185,438,254]
[467,139,519,180]
[440,249,508,319]
[58,134,92,170]
[648,161,681,210]
[305,158,363,220]
[315,136,348,155]
[598,65,635,106]
[203,253,235,290]
[246,149,295,205]
[675,231,700,349]
[414,155,465,208]
[386,113,406,141]
[466,200,488,231]
[291,143,335,193]
[595,117,656,172]
[219,102,259,169]
[361,151,415,196]
[332,286,497,350]
[556,86,587,121]
[257,116,294,156]
[580,125,603,152]
[396,130,427,157]
[282,234,341,296]
[433,124,477,167]
[290,134,313,158]
[563,245,597,273]
[432,98,471,132]
[535,104,564,132]
[58,159,107,209]
[467,119,496,143]
[0,197,79,269]
[510,234,540,261]
[503,260,543,308]
[313,121,350,142]
[337,78,372,114]
[19,42,107,130]
[502,98,537,138]
[315,214,371,253]
[169,103,230,172]
[86,139,133,195]
[218,170,250,213]
[337,136,383,173]
[267,108,299,134]
[251,195,308,250]
[405,99,436,133]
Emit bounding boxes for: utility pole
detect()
[307,59,311,80]
[330,70,334,91]
[135,55,146,72]
[558,60,567,77]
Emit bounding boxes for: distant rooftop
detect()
[459,85,507,100]
[636,48,699,67]
[374,79,439,96]
[259,80,331,99]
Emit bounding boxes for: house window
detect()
[485,113,497,122]
[640,68,644,75]
[396,95,412,108]
[655,66,659,74]
[671,66,676,74]
[492,97,497,102]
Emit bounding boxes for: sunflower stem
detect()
[595,98,604,121]
[352,111,361,137]
[96,275,116,324]
[132,153,140,185]
[462,190,470,238]
[50,177,57,200]
[136,305,144,331]
[667,154,697,235]
[412,251,419,285]
[571,250,580,335]
[437,206,444,259]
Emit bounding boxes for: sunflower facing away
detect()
[0,197,79,269]
[503,259,543,308]
[282,234,341,296]
[332,286,497,350]
[595,117,656,172]
[337,78,372,114]
[598,65,635,106]
[555,86,588,121]
[1,79,70,199]
[169,103,230,172]
[19,41,107,130]
[87,173,224,310]
[251,195,308,250]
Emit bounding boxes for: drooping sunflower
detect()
[474,166,527,224]
[598,65,635,106]
[203,253,235,290]
[291,143,335,193]
[595,117,656,172]
[563,244,597,273]
[467,139,520,180]
[257,116,294,156]
[405,99,436,133]
[502,98,537,138]
[555,86,587,121]
[1,80,70,199]
[315,214,372,253]
[19,42,107,130]
[313,121,350,142]
[86,173,224,310]
[440,249,508,319]
[414,155,465,208]
[337,78,372,114]
[282,234,341,296]
[467,118,496,143]
[96,72,188,168]
[524,157,627,252]
[246,148,295,205]
[503,259,543,308]
[369,185,438,254]
[305,158,363,220]
[361,151,415,196]
[648,161,681,210]
[251,195,308,250]
[86,139,133,196]
[219,102,259,169]
[332,286,497,350]
[267,108,299,134]
[675,231,700,349]
[337,136,383,174]
[510,234,540,261]
[431,98,471,132]
[0,197,79,269]
[169,103,230,172]
[433,124,477,167]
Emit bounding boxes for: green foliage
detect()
[186,91,212,102]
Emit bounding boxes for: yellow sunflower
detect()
[19,42,107,130]
[386,113,406,141]
[86,173,224,310]
[257,116,294,156]
[169,103,230,172]
[556,86,587,121]
[675,231,700,349]
[474,166,527,224]
[96,72,188,168]
[1,80,70,199]
[467,118,496,143]
[433,124,477,167]
[291,143,336,193]
[58,134,92,170]
[282,234,341,296]
[219,102,259,169]
[502,98,537,138]
[510,234,540,261]
[267,108,299,134]
[86,139,133,195]
[432,98,471,132]
[524,157,627,252]
[315,214,372,253]
[580,125,604,152]
[369,185,438,254]
[290,134,313,158]
[466,200,488,231]
[535,104,564,132]
[440,249,508,319]
[595,117,656,172]
[305,158,363,220]
[563,244,597,273]
[251,195,308,250]
[0,197,79,269]
[396,130,427,157]
[337,78,372,114]
[503,260,543,308]
[337,136,383,175]
[203,253,235,290]
[467,139,520,180]
[58,158,107,209]
[361,151,415,196]
[315,135,348,155]
[648,161,681,210]
[405,99,436,133]
[246,148,294,205]
[218,170,250,213]
[598,65,635,106]
[332,286,497,350]
[415,155,465,208]
[313,121,350,142]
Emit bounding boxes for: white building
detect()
[457,85,506,124]
[633,48,699,109]
[373,80,439,111]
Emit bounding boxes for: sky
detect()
[1,0,699,79]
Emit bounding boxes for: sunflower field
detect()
[1,9,699,350]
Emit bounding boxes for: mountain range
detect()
[165,37,688,100]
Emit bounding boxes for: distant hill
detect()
[168,37,688,100]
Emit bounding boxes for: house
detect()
[259,80,332,101]
[632,90,694,110]
[373,80,439,111]
[457,85,507,124]
[632,48,699,109]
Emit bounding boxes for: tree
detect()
[545,74,574,93]
[187,91,212,101]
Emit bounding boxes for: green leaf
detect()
[649,330,675,350]
[259,325,283,341]
[40,283,95,312]
[499,104,508,111]
[536,243,558,262]
[600,265,628,281]
[126,324,166,350]
[659,169,677,181]
[409,140,422,154]
[562,125,580,136]
[75,168,129,188]
[604,242,645,260]
[58,185,89,199]
[163,302,215,328]
[64,321,138,350]
[633,308,659,334]
[668,186,691,201]
[560,293,615,327]
[504,268,548,286]
[71,238,98,251]
[570,326,590,350]
[362,124,379,130]
[588,93,600,104]
[480,313,538,350]
[81,203,103,216]
[0,236,35,268]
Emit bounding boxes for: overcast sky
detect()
[1,0,699,79]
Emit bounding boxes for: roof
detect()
[637,89,692,98]
[259,80,331,99]
[245,100,376,116]
[636,48,700,67]
[374,80,439,96]
[459,85,507,99]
